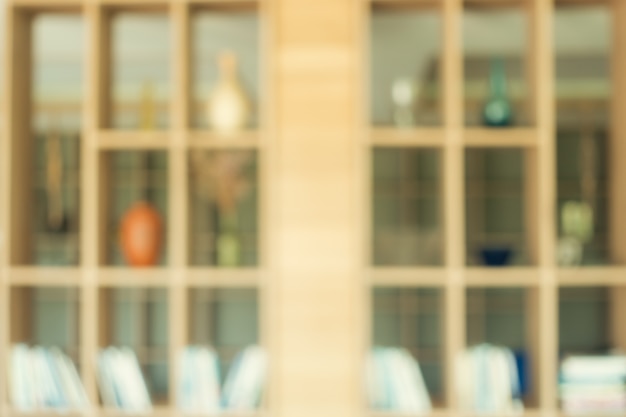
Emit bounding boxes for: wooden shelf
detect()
[463,128,539,148]
[97,131,170,150]
[97,406,173,417]
[370,0,441,11]
[465,267,540,287]
[369,410,449,417]
[369,267,446,286]
[5,408,267,417]
[187,267,262,287]
[98,267,171,287]
[464,0,527,9]
[558,266,626,286]
[8,267,82,286]
[188,130,260,149]
[369,127,445,147]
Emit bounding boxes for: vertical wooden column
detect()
[1,5,15,411]
[82,1,105,405]
[610,0,626,345]
[269,1,359,417]
[442,0,464,408]
[531,0,557,412]
[169,2,190,411]
[610,0,626,263]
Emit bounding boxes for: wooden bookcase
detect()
[2,1,626,417]
[1,0,270,416]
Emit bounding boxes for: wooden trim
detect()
[369,128,446,147]
[465,267,541,287]
[98,130,171,149]
[463,128,539,148]
[97,267,171,286]
[610,0,626,263]
[369,267,447,286]
[188,130,261,148]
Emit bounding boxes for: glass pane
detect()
[372,287,443,404]
[555,6,611,265]
[32,15,83,265]
[372,148,443,266]
[106,151,168,266]
[111,13,170,130]
[189,150,258,266]
[192,8,259,129]
[9,286,83,411]
[466,287,532,406]
[189,288,259,381]
[559,287,609,356]
[107,288,169,403]
[11,287,80,360]
[467,288,525,348]
[370,7,442,127]
[465,148,527,265]
[464,7,529,126]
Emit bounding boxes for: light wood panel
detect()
[270,0,360,416]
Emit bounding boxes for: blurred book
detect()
[455,344,524,414]
[366,346,432,413]
[221,345,267,411]
[560,355,626,415]
[177,344,267,413]
[97,346,152,412]
[9,344,90,412]
[177,346,221,413]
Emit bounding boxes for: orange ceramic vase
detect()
[120,201,163,267]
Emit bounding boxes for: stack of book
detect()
[97,347,152,412]
[178,344,267,412]
[366,347,432,413]
[455,344,524,414]
[560,355,626,414]
[9,344,90,412]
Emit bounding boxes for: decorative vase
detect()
[216,212,240,267]
[482,58,513,127]
[391,77,417,127]
[120,201,163,266]
[206,51,251,133]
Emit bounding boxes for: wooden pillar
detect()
[268,1,360,417]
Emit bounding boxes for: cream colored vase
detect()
[207,51,251,133]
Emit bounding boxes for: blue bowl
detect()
[480,247,513,266]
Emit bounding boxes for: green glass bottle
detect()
[217,212,240,267]
[482,58,513,127]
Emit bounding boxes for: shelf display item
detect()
[191,151,252,266]
[391,77,417,128]
[178,346,221,413]
[456,344,524,413]
[558,201,593,266]
[119,201,163,267]
[45,121,68,234]
[560,355,626,414]
[366,347,432,412]
[480,246,513,267]
[221,345,267,410]
[482,58,513,127]
[207,51,251,133]
[10,344,90,412]
[97,347,152,412]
